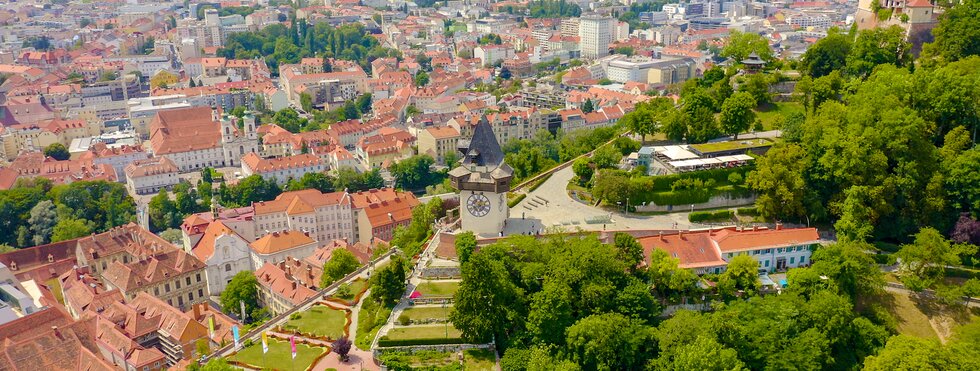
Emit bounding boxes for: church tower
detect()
[449,116,513,237]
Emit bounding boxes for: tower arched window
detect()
[225,127,230,135]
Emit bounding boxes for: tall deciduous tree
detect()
[454,231,476,264]
[897,227,976,291]
[564,313,654,370]
[846,26,911,78]
[721,30,773,63]
[924,0,980,63]
[321,249,361,287]
[719,92,757,139]
[28,200,57,246]
[370,254,406,307]
[220,271,261,322]
[800,28,852,78]
[43,143,70,161]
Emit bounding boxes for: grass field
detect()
[333,279,370,301]
[416,281,460,297]
[386,325,463,341]
[401,306,452,322]
[463,348,496,371]
[862,289,980,343]
[754,102,804,131]
[228,338,326,371]
[283,305,348,339]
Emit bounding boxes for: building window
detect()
[154,288,159,296]
[799,256,806,264]
[790,257,795,264]
[197,273,202,282]
[225,264,232,272]
[178,297,184,307]
[189,292,194,301]
[199,289,204,297]
[176,280,181,289]
[186,277,192,286]
[165,283,170,292]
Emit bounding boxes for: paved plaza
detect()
[501,167,698,237]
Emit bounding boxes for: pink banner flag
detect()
[290,335,297,359]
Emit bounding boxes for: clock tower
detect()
[449,116,513,237]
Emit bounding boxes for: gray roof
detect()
[460,116,504,168]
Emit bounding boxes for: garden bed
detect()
[378,325,465,347]
[401,306,452,323]
[416,281,460,297]
[463,348,496,371]
[227,338,327,371]
[281,304,350,340]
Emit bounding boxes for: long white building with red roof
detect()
[147,106,258,172]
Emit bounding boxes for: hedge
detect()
[507,194,527,208]
[736,207,759,216]
[646,166,754,192]
[639,186,754,206]
[527,173,552,192]
[689,210,735,223]
[376,336,470,347]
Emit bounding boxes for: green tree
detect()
[299,92,313,112]
[647,249,698,300]
[613,233,644,272]
[653,335,745,371]
[719,91,757,139]
[43,143,70,161]
[863,336,957,370]
[620,97,672,143]
[800,28,852,77]
[581,98,594,113]
[746,143,810,220]
[810,241,883,299]
[159,228,184,245]
[846,26,911,77]
[923,0,980,63]
[527,281,575,345]
[455,231,477,264]
[721,30,773,63]
[946,147,980,214]
[28,200,57,246]
[389,155,437,191]
[370,254,406,307]
[220,271,261,322]
[147,190,177,232]
[450,248,525,343]
[572,157,593,184]
[50,218,92,242]
[897,227,976,291]
[321,248,361,287]
[564,313,654,370]
[414,70,429,87]
[719,255,759,296]
[739,73,772,106]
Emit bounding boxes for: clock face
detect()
[466,193,492,217]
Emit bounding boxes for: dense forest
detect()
[0,179,135,248]
[218,21,400,74]
[450,232,980,370]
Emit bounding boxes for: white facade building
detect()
[579,15,615,59]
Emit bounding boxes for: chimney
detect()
[753,225,758,232]
[291,281,297,290]
[775,223,783,231]
[658,231,664,241]
[304,231,310,237]
[52,326,62,340]
[193,304,201,319]
[678,230,685,239]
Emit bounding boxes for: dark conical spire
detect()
[460,115,504,167]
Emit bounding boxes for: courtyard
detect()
[504,166,695,236]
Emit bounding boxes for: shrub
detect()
[736,207,758,216]
[397,314,410,326]
[688,210,735,223]
[290,313,302,320]
[727,172,743,184]
[335,284,353,299]
[377,336,468,347]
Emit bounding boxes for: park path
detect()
[309,290,380,371]
[505,166,696,235]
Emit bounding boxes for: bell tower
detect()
[449,116,513,237]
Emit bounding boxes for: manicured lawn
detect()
[333,278,370,301]
[228,338,325,371]
[386,325,463,341]
[463,348,496,371]
[401,306,452,322]
[283,305,348,339]
[378,350,456,368]
[754,101,804,131]
[689,138,773,154]
[416,281,460,297]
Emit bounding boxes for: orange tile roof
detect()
[148,107,222,155]
[254,262,318,306]
[190,221,240,261]
[250,230,316,255]
[241,153,322,173]
[711,227,820,252]
[252,189,350,216]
